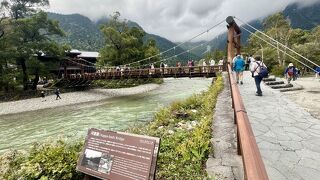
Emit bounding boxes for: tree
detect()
[293,26,320,67]
[1,0,49,20]
[0,0,65,91]
[98,12,159,67]
[144,39,160,66]
[11,11,65,90]
[263,13,292,65]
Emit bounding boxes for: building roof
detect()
[69,49,99,58]
[78,51,100,58]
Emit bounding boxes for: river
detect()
[0,78,212,153]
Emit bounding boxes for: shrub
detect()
[0,140,84,180]
[131,76,224,179]
[0,76,223,179]
[270,65,286,77]
[92,78,163,89]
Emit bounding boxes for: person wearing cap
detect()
[284,63,297,84]
[233,54,245,84]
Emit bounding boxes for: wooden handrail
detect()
[227,64,268,180]
[65,65,220,80]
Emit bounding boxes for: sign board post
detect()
[77,128,160,180]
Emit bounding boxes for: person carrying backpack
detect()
[233,55,245,84]
[284,63,296,84]
[250,56,268,96]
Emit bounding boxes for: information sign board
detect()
[77,128,160,180]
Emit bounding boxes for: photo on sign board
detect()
[81,149,102,171]
[98,153,114,174]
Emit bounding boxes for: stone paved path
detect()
[238,71,320,180]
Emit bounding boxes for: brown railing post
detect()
[227,63,268,180]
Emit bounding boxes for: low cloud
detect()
[48,0,319,42]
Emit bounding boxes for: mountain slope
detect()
[48,13,104,51]
[47,12,199,64]
[180,1,320,53]
[283,2,320,30]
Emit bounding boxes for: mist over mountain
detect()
[47,1,319,60]
[179,2,320,56]
[48,12,199,63]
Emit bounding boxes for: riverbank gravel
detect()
[0,84,160,116]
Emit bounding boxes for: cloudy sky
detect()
[48,0,319,42]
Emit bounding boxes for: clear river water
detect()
[0,78,212,153]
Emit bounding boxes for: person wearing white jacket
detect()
[250,56,267,96]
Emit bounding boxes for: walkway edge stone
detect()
[206,73,243,180]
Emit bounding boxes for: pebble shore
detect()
[0,84,160,116]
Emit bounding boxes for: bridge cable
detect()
[139,35,216,67]
[140,28,225,67]
[123,19,225,66]
[234,16,320,68]
[139,26,225,67]
[240,25,317,73]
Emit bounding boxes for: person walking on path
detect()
[315,66,320,79]
[248,55,255,70]
[55,88,61,100]
[40,91,46,102]
[250,56,267,96]
[284,63,297,84]
[233,55,245,84]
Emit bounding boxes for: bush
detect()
[0,140,84,180]
[92,78,163,89]
[270,65,286,77]
[130,76,224,179]
[0,76,223,179]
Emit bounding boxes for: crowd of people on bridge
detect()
[102,59,227,76]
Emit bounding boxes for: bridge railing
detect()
[66,65,221,79]
[227,64,268,180]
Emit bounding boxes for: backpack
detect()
[287,68,294,76]
[257,62,269,78]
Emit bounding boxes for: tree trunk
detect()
[4,82,9,92]
[282,41,289,66]
[32,72,39,90]
[0,62,2,92]
[20,58,29,90]
[277,42,281,65]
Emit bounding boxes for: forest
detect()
[1,0,319,96]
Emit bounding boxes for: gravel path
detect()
[282,77,320,118]
[0,84,160,116]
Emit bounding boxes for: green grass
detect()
[0,76,223,179]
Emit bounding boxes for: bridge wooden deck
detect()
[65,66,222,80]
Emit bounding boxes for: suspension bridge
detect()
[55,16,320,180]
